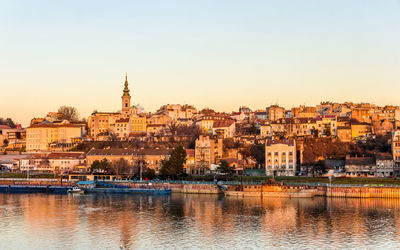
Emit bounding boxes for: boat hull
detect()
[225,189,316,198]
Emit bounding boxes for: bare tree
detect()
[58,106,79,122]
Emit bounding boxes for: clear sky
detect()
[1,0,400,126]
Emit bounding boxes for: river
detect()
[0,193,399,249]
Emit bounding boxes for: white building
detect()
[265,139,296,176]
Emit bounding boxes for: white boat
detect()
[68,187,84,194]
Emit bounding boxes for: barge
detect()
[225,180,317,198]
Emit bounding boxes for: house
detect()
[351,122,372,140]
[375,153,395,177]
[337,126,352,142]
[266,105,285,121]
[194,136,223,174]
[212,119,235,138]
[345,156,376,177]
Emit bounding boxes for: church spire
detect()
[123,72,130,97]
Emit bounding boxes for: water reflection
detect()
[0,194,400,249]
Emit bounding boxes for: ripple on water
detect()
[0,195,399,249]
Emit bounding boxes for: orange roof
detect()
[185,149,195,157]
[213,119,234,128]
[28,124,82,128]
[47,152,85,159]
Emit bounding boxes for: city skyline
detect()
[2,0,400,126]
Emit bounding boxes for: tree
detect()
[0,118,16,128]
[144,168,156,180]
[250,143,265,167]
[160,145,187,178]
[3,139,9,147]
[58,106,79,122]
[217,160,234,175]
[311,127,319,138]
[90,158,113,174]
[249,123,259,135]
[113,158,130,177]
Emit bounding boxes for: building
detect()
[156,104,196,121]
[184,149,195,174]
[265,139,296,176]
[337,126,352,142]
[194,135,223,174]
[375,153,395,177]
[212,119,235,138]
[351,122,372,140]
[345,156,376,177]
[392,130,400,165]
[19,152,86,173]
[88,74,145,141]
[316,115,337,137]
[26,121,84,152]
[267,105,285,121]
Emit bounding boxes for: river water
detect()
[0,193,400,249]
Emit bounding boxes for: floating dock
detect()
[0,185,73,194]
[83,187,172,195]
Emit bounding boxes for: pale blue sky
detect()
[1,0,400,126]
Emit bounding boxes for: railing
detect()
[0,178,62,182]
[283,182,400,188]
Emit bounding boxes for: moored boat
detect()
[224,180,317,198]
[68,187,84,194]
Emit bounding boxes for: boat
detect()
[224,179,317,198]
[68,187,84,194]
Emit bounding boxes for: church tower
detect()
[122,73,131,116]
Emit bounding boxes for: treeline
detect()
[0,117,16,128]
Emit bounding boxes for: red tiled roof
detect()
[47,152,85,159]
[213,119,234,128]
[0,125,12,129]
[185,149,195,157]
[266,139,295,146]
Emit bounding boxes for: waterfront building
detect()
[26,121,84,152]
[18,152,85,173]
[345,156,376,177]
[265,139,296,176]
[375,152,395,177]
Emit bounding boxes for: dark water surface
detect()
[0,193,400,249]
